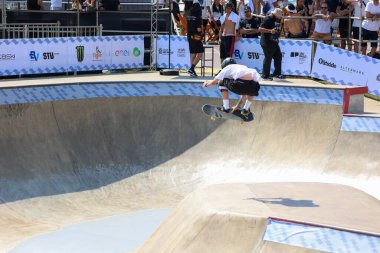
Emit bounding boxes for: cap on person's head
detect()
[272,8,283,19]
[285,3,297,13]
[225,2,234,9]
[221,57,236,69]
[244,5,251,12]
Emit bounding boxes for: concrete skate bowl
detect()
[0,81,379,252]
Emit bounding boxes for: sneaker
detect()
[273,74,285,80]
[241,109,251,116]
[261,75,273,81]
[217,106,231,113]
[190,70,198,77]
[188,69,198,77]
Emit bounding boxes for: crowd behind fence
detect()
[0,0,379,67]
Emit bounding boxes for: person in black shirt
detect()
[239,5,260,38]
[184,0,194,17]
[326,0,339,14]
[258,8,284,80]
[187,3,204,77]
[336,0,354,49]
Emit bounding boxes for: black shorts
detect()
[362,28,378,48]
[353,27,360,40]
[187,36,204,54]
[287,31,308,38]
[339,27,350,39]
[220,36,235,59]
[219,78,260,96]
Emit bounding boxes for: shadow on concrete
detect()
[0,96,221,204]
[247,197,319,207]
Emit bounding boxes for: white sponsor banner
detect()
[366,58,380,96]
[155,35,190,70]
[26,38,68,74]
[0,40,27,75]
[67,37,112,72]
[110,36,144,69]
[311,43,368,87]
[0,36,144,76]
[233,39,312,76]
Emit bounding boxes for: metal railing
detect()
[0,22,101,39]
[252,13,380,55]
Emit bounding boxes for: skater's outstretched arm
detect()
[203,78,220,88]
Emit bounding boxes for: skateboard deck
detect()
[202,104,254,122]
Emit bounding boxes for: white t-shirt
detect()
[353,0,369,27]
[216,64,261,82]
[314,12,332,33]
[220,11,241,28]
[362,1,380,31]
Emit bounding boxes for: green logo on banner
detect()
[133,47,140,57]
[76,45,85,62]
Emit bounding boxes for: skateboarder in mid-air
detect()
[202,58,261,115]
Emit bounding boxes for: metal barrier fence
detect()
[0,22,101,39]
[0,2,378,71]
[251,13,380,55]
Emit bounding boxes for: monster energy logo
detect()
[76,45,84,62]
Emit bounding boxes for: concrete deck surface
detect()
[0,72,379,252]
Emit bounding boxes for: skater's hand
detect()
[231,106,239,112]
[203,81,209,88]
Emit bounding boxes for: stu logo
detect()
[29,51,39,61]
[43,52,55,60]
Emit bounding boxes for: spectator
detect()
[238,0,246,19]
[284,3,308,38]
[361,0,380,57]
[100,0,120,10]
[196,0,213,42]
[219,2,241,62]
[230,0,238,13]
[326,0,340,14]
[27,0,44,10]
[295,0,310,32]
[336,0,354,49]
[184,0,194,17]
[312,0,323,12]
[252,0,261,14]
[259,8,284,80]
[239,5,261,38]
[51,0,63,10]
[311,2,334,44]
[83,0,96,11]
[304,0,314,36]
[187,2,204,77]
[352,0,369,53]
[71,0,83,10]
[212,0,224,22]
[171,0,181,22]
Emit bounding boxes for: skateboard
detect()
[202,104,255,123]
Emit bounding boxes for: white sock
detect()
[243,100,252,110]
[223,99,229,109]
